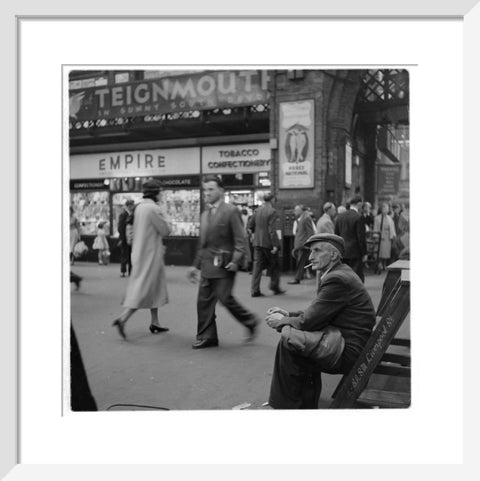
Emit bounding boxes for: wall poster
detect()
[279,99,315,189]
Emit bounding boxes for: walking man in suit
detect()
[288,205,315,285]
[334,195,368,282]
[117,198,135,277]
[187,175,260,349]
[249,193,285,297]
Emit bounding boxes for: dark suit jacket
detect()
[334,209,367,259]
[294,211,315,250]
[193,201,246,278]
[284,262,376,371]
[117,210,129,243]
[249,203,280,249]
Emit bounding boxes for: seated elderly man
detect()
[265,233,376,409]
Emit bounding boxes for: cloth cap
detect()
[304,233,345,256]
[142,179,162,194]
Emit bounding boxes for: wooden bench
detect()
[330,269,410,409]
[377,259,410,317]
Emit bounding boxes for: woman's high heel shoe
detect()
[112,319,127,339]
[149,324,169,334]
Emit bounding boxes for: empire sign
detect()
[69,70,271,121]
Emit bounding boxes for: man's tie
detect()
[207,206,214,228]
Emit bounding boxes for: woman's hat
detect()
[142,179,162,194]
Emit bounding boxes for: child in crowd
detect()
[92,221,110,265]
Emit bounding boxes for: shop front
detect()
[70,147,201,265]
[202,142,272,209]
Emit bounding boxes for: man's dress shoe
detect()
[192,339,219,349]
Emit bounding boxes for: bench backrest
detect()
[330,270,410,409]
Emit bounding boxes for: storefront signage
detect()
[69,70,271,121]
[153,176,200,188]
[202,143,271,174]
[70,147,200,179]
[70,179,109,190]
[279,99,315,189]
[377,164,401,195]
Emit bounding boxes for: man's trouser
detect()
[294,248,311,281]
[251,246,280,294]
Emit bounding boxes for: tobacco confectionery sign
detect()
[202,143,271,174]
[279,99,315,189]
[69,70,271,121]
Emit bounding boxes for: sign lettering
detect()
[70,148,200,179]
[202,143,271,174]
[69,70,271,121]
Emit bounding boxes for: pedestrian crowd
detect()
[70,177,409,409]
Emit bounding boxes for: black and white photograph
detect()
[7,5,474,472]
[68,68,411,411]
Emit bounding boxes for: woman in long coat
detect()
[112,180,172,340]
[373,202,396,272]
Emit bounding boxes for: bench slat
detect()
[356,389,411,408]
[373,364,411,377]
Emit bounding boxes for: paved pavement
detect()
[70,262,408,410]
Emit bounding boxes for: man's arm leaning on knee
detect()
[266,276,347,332]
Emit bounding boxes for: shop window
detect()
[159,189,200,237]
[71,191,111,236]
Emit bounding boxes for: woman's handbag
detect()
[73,240,89,258]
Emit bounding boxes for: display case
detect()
[70,191,111,235]
[159,189,200,237]
[224,189,270,207]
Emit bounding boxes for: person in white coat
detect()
[373,202,396,272]
[112,180,172,340]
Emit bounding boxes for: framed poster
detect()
[377,164,402,195]
[279,99,315,188]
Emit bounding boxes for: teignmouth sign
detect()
[69,70,271,121]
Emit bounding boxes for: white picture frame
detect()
[2,0,478,479]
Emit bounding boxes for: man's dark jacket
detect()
[334,209,367,259]
[193,201,246,278]
[283,262,375,371]
[249,203,280,249]
[117,209,129,243]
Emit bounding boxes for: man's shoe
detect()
[251,292,265,297]
[192,339,219,349]
[287,280,300,285]
[271,289,286,295]
[245,316,260,343]
[74,277,83,291]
